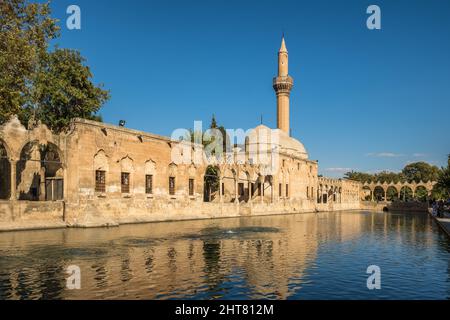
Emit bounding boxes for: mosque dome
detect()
[247,125,309,160]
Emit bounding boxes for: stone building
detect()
[0,38,361,231]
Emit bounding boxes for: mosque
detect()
[0,38,361,231]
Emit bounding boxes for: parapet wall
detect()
[0,198,362,231]
[0,201,66,231]
[360,201,429,212]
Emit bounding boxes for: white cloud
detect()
[366,152,405,158]
[324,167,353,172]
[364,169,400,174]
[413,153,427,157]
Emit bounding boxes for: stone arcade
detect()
[0,38,361,231]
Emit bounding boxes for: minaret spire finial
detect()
[280,35,288,53]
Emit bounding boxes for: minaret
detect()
[273,37,294,135]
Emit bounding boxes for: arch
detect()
[373,186,385,201]
[204,165,220,202]
[323,185,328,204]
[94,150,109,172]
[221,167,236,203]
[0,138,12,159]
[16,141,64,201]
[399,186,414,202]
[168,163,178,196]
[168,163,178,177]
[237,170,250,202]
[144,159,156,175]
[414,185,428,202]
[188,163,197,178]
[250,173,264,201]
[0,141,11,199]
[120,155,134,173]
[386,186,399,201]
[120,156,134,194]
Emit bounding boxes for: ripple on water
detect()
[0,211,449,300]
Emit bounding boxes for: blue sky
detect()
[47,0,450,177]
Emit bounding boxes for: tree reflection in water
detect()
[0,211,449,300]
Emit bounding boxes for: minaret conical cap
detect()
[279,37,288,53]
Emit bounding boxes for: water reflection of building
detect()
[0,212,439,300]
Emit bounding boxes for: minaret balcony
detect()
[273,76,294,93]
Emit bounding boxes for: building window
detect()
[95,170,106,193]
[311,187,314,199]
[279,183,282,197]
[189,178,194,196]
[286,184,289,198]
[145,175,153,194]
[121,172,130,193]
[307,186,309,199]
[169,177,175,196]
[222,183,224,196]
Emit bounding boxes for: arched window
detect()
[94,150,109,194]
[168,163,177,196]
[120,156,134,195]
[145,160,156,195]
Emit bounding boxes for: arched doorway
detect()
[323,185,328,204]
[414,186,428,202]
[373,186,385,201]
[16,142,64,201]
[204,165,220,202]
[399,186,413,202]
[386,186,399,201]
[221,168,236,203]
[0,141,11,200]
[238,170,249,202]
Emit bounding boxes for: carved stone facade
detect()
[0,116,361,231]
[0,38,362,231]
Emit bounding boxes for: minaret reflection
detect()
[0,212,442,300]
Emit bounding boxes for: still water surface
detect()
[0,211,449,300]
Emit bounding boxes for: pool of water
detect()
[0,211,449,300]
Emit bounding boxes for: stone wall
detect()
[360,201,429,212]
[0,116,363,231]
[0,200,65,231]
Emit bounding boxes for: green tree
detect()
[344,171,374,183]
[0,0,109,131]
[188,115,231,154]
[434,155,450,199]
[374,171,403,183]
[0,0,59,123]
[34,49,109,132]
[402,161,440,183]
[204,165,219,202]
